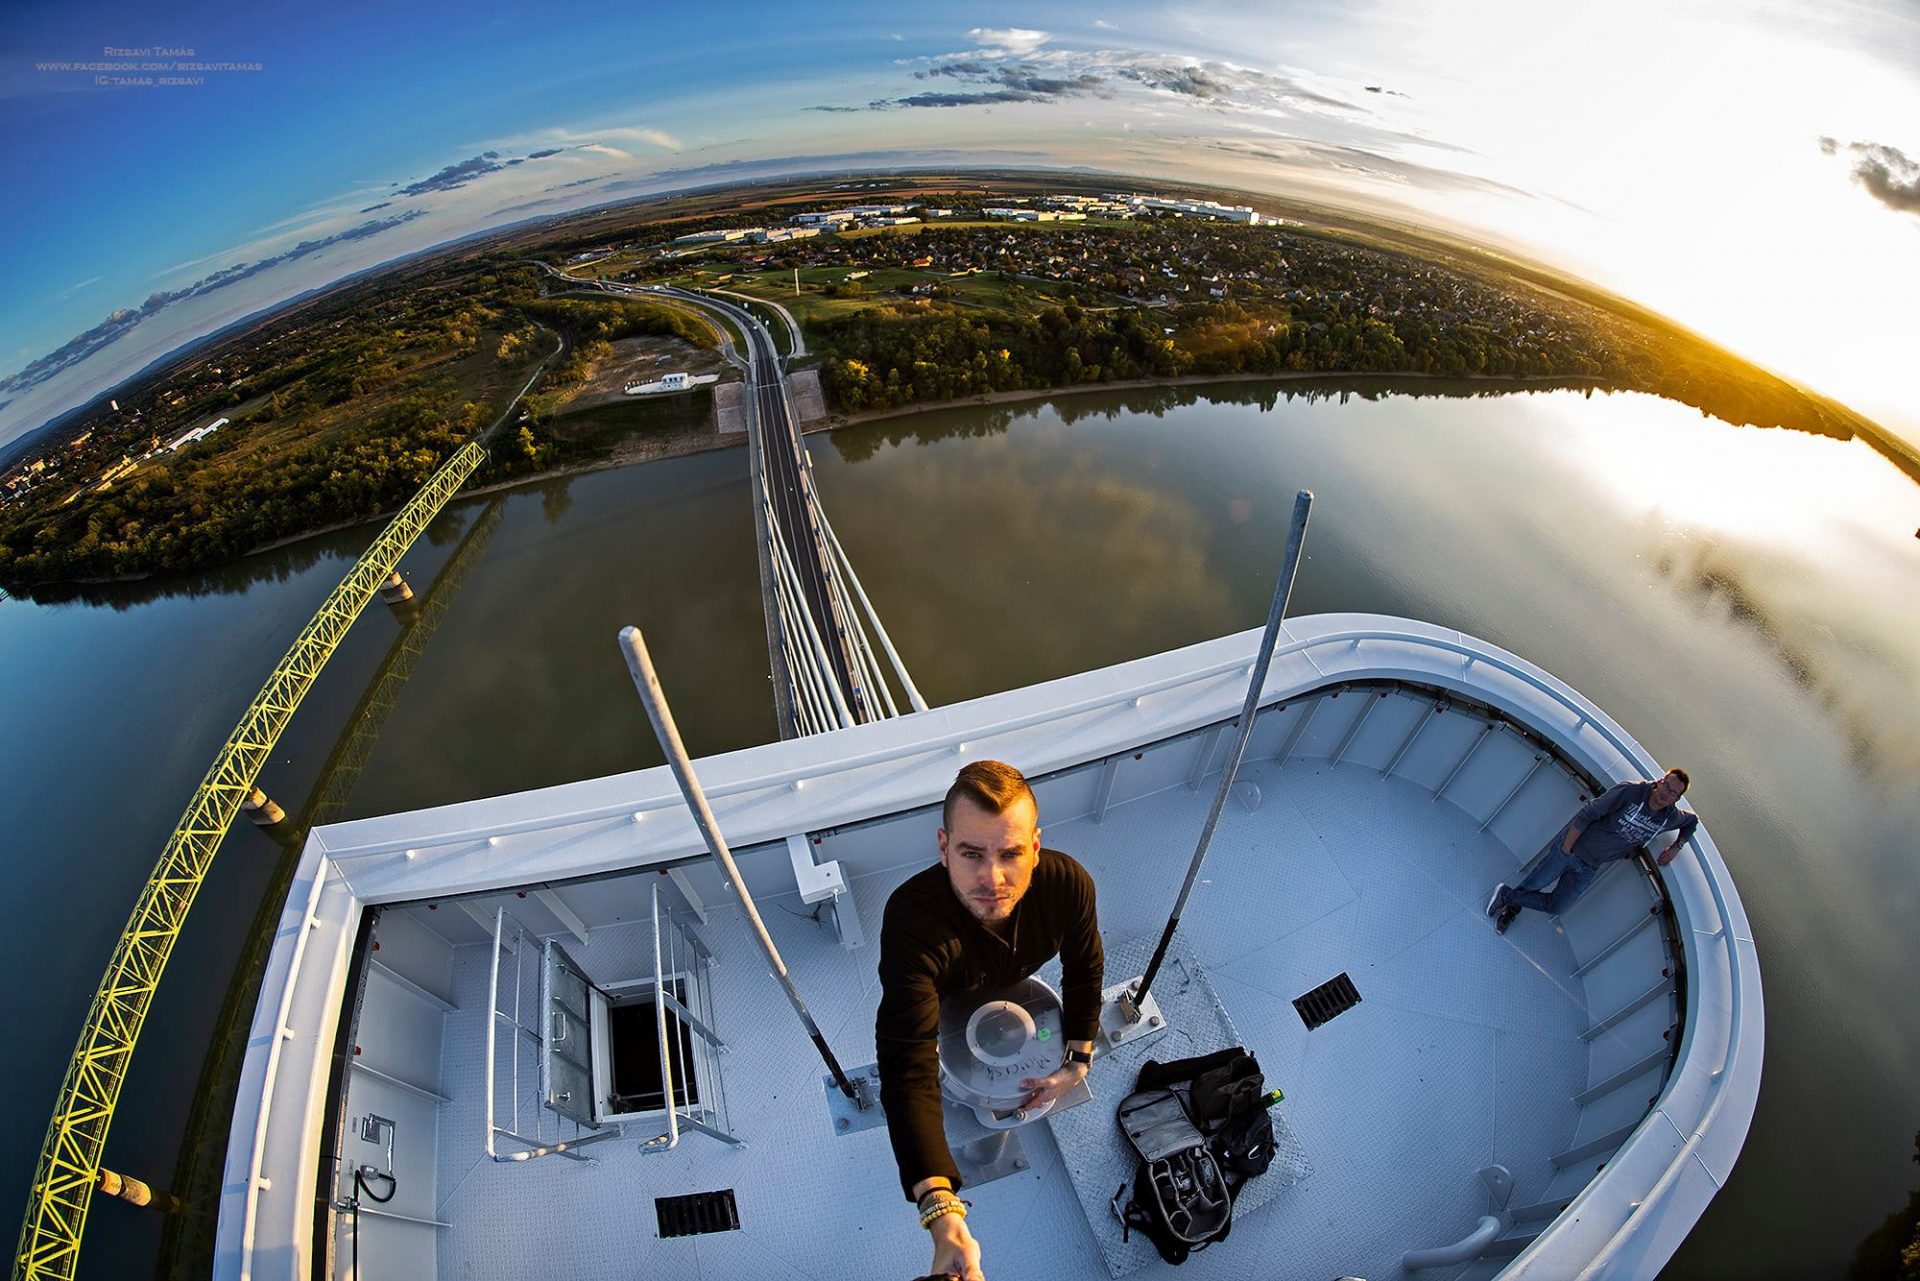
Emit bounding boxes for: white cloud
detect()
[52,276,100,302]
[969,27,1050,55]
[489,124,684,156]
[1095,19,1117,30]
[153,243,253,280]
[247,204,357,238]
[592,126,684,151]
[578,143,634,160]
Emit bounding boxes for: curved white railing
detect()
[237,863,331,1280]
[264,620,1751,1279]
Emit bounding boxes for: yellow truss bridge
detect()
[12,440,487,1281]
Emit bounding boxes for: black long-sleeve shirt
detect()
[875,849,1103,1199]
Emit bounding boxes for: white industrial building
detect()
[164,417,229,453]
[673,228,763,244]
[624,371,719,395]
[1129,196,1267,224]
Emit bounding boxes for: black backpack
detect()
[1112,1047,1274,1265]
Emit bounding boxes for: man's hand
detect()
[927,1210,984,1281]
[1656,845,1680,867]
[1019,1060,1089,1110]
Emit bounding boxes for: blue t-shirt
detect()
[1570,781,1698,869]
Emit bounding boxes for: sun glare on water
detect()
[1536,392,1917,551]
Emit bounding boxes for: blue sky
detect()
[3,0,1918,449]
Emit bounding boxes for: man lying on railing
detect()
[1489,767,1698,933]
[877,761,1104,1281]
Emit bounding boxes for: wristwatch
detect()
[1065,1047,1092,1067]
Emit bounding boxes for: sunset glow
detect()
[2,1,1917,450]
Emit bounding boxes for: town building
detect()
[672,228,762,244]
[1129,196,1267,224]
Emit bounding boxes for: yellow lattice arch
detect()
[13,441,487,1281]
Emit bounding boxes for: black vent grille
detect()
[656,1189,741,1238]
[1293,972,1362,1030]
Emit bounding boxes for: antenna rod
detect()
[1131,490,1314,1009]
[618,624,859,1099]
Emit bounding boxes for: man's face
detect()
[1651,771,1687,809]
[937,795,1042,923]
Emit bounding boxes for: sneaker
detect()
[1494,904,1521,934]
[1486,884,1509,917]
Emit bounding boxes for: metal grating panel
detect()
[1293,972,1362,1030]
[655,1188,741,1238]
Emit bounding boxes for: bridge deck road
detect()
[656,286,870,725]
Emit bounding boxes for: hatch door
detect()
[540,938,598,1126]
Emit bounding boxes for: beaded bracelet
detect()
[918,1196,967,1230]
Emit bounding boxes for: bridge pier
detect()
[240,787,288,828]
[379,570,421,623]
[97,1167,181,1214]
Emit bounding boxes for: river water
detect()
[1,381,1914,1278]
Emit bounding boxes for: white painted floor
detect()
[426,757,1605,1281]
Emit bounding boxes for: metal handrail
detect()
[641,884,680,1152]
[235,861,330,1276]
[481,908,615,1166]
[321,625,1712,876]
[1570,830,1746,1277]
[1403,1215,1503,1270]
[15,439,487,1281]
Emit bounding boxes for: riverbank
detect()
[11,364,1897,595]
[807,369,1612,434]
[244,371,1611,563]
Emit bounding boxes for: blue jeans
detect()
[1505,846,1597,917]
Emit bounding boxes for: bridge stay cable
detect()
[660,285,923,737]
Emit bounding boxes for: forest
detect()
[0,264,711,591]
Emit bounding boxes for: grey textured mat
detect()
[1041,935,1312,1278]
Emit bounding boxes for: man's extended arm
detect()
[877,906,986,1279]
[875,909,962,1202]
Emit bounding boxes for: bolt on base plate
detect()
[1098,978,1169,1050]
[822,1064,889,1136]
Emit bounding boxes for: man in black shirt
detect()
[877,760,1103,1281]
